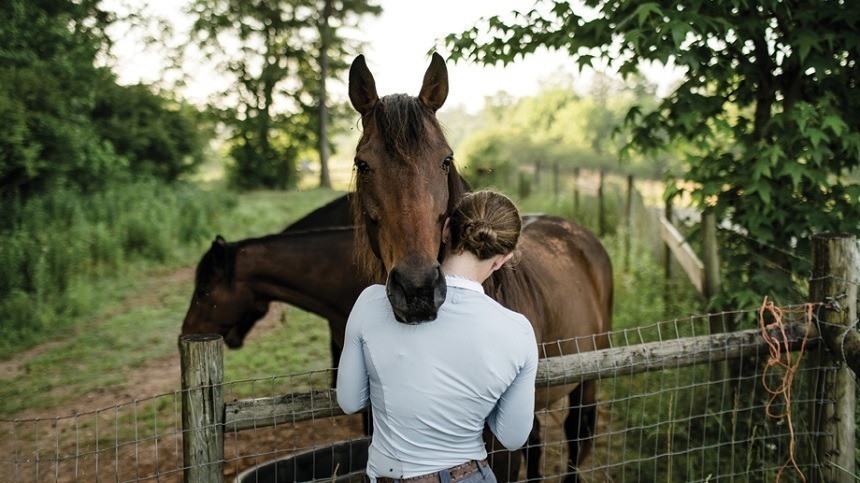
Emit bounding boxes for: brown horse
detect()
[349,53,613,482]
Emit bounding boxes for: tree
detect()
[315,0,382,188]
[91,81,208,182]
[0,0,117,197]
[186,0,380,190]
[0,0,210,197]
[446,0,860,310]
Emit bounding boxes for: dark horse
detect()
[179,226,373,348]
[179,195,376,363]
[348,53,613,482]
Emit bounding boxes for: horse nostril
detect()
[386,268,409,306]
[432,265,446,309]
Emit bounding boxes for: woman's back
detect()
[338,279,536,478]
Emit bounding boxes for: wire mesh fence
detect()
[3,302,850,482]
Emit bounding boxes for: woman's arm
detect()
[336,297,371,414]
[487,342,538,450]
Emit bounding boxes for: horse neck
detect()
[234,229,368,316]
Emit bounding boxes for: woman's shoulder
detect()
[479,294,534,334]
[348,285,391,329]
[358,284,387,300]
[353,284,389,311]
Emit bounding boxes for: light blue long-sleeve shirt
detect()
[336,276,538,480]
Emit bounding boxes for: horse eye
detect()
[354,159,371,175]
[442,156,453,172]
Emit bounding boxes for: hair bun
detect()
[464,220,498,249]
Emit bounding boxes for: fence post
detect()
[625,175,634,270]
[553,162,560,204]
[180,334,225,483]
[597,169,606,237]
[809,234,857,483]
[701,211,720,302]
[572,168,581,216]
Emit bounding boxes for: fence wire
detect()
[1,305,849,482]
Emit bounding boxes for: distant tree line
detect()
[444,73,670,189]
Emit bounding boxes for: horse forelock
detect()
[195,242,237,288]
[363,94,442,162]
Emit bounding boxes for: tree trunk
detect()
[317,0,333,189]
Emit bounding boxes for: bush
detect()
[0,181,233,352]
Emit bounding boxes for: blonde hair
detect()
[449,190,521,261]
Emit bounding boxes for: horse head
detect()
[180,236,270,348]
[349,53,467,323]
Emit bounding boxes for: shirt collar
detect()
[444,274,485,294]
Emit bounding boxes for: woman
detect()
[337,190,538,483]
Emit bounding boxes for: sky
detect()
[345,0,579,111]
[111,0,611,113]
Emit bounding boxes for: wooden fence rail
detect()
[179,234,858,483]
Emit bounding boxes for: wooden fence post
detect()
[701,211,720,302]
[809,234,857,483]
[663,192,673,280]
[625,175,634,270]
[572,168,581,216]
[553,162,560,203]
[662,190,674,317]
[518,172,528,199]
[180,334,225,483]
[598,169,606,237]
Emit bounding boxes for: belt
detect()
[376,459,490,483]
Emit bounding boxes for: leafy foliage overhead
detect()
[446,0,860,308]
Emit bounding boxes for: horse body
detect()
[348,53,613,482]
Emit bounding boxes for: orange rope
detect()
[758,297,814,483]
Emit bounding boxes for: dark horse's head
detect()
[349,53,467,323]
[180,236,269,348]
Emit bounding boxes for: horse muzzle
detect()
[386,262,446,324]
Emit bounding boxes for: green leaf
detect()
[635,3,662,27]
[795,30,819,63]
[752,159,771,180]
[807,128,829,148]
[779,161,807,188]
[821,114,847,137]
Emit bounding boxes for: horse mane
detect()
[351,93,471,279]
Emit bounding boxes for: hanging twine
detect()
[758,297,814,483]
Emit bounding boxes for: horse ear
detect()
[349,55,379,116]
[419,52,448,112]
[214,235,227,246]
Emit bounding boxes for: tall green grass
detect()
[0,180,235,354]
